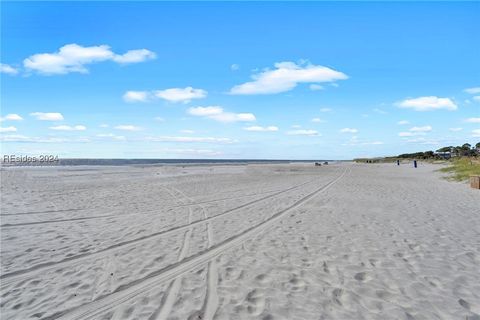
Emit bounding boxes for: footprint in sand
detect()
[255,274,271,285]
[245,289,266,316]
[332,288,344,306]
[284,275,307,292]
[354,272,369,282]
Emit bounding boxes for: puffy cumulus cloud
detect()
[399,125,432,137]
[114,125,142,131]
[24,44,155,75]
[154,87,207,103]
[472,129,480,137]
[231,64,240,71]
[464,87,480,94]
[0,114,23,121]
[230,61,347,95]
[49,125,86,131]
[287,129,320,136]
[112,49,156,64]
[340,128,358,133]
[311,118,325,123]
[397,120,409,125]
[0,63,19,75]
[244,126,278,132]
[123,91,149,103]
[30,112,64,121]
[188,106,256,123]
[465,117,480,123]
[396,96,457,111]
[0,126,17,133]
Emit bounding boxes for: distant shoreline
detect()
[0,158,341,167]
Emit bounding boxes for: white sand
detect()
[0,162,479,319]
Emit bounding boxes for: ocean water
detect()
[1,158,335,167]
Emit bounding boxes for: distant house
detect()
[435,151,451,160]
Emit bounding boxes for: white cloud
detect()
[154,117,165,122]
[30,112,64,121]
[0,63,19,75]
[145,136,234,143]
[188,106,256,123]
[287,129,319,136]
[340,128,358,133]
[0,114,23,121]
[465,118,480,123]
[0,126,17,133]
[123,91,149,103]
[96,133,126,141]
[396,96,457,111]
[311,118,325,123]
[464,87,480,94]
[472,129,480,137]
[230,61,348,95]
[114,125,142,131]
[188,106,223,116]
[180,129,195,134]
[49,125,86,131]
[449,128,463,132]
[397,120,409,125]
[112,49,156,64]
[399,125,432,137]
[99,124,109,128]
[23,44,155,75]
[231,64,240,71]
[244,125,278,132]
[409,125,432,132]
[309,84,324,91]
[0,134,71,143]
[154,87,207,103]
[405,137,440,145]
[320,108,332,112]
[373,108,387,114]
[473,96,480,102]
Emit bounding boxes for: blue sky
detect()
[1,1,479,159]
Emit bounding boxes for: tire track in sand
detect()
[147,187,193,320]
[1,176,319,286]
[51,167,348,320]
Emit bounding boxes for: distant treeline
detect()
[396,143,480,159]
[354,142,480,163]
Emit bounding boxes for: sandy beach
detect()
[0,162,479,320]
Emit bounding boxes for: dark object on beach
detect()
[397,160,400,166]
[470,176,480,189]
[315,162,322,166]
[323,161,328,165]
[414,160,417,168]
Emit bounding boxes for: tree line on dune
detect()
[397,142,480,159]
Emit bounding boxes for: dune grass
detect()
[439,157,480,181]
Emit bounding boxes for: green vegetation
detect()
[439,158,480,181]
[354,142,480,182]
